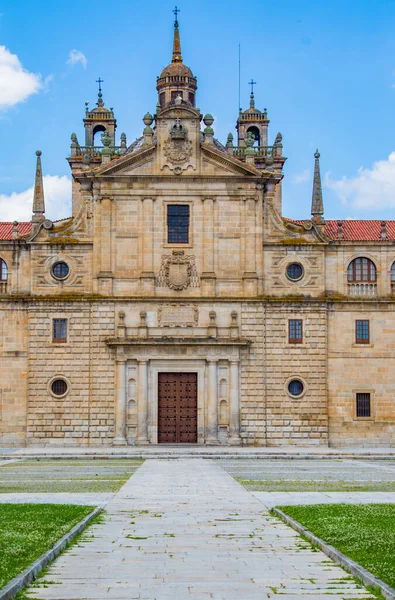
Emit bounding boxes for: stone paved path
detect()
[30,459,374,600]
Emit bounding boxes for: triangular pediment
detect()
[200,144,261,177]
[91,144,157,177]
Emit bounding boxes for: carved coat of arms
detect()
[157,251,199,290]
[164,137,193,165]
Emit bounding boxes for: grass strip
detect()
[0,504,93,589]
[279,504,395,591]
[237,478,395,492]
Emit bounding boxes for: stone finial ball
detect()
[143,112,154,126]
[315,149,320,159]
[36,150,42,156]
[203,114,214,127]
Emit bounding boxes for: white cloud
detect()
[0,175,71,222]
[66,49,87,69]
[325,152,395,210]
[0,46,41,110]
[292,168,310,184]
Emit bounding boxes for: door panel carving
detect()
[158,373,197,444]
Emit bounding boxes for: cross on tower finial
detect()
[249,79,257,94]
[96,77,104,93]
[173,6,180,25]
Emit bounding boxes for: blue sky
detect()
[1,0,395,222]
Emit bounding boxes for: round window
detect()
[52,262,69,280]
[286,262,304,281]
[288,379,304,397]
[51,379,68,397]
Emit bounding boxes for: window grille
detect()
[289,319,303,344]
[53,319,67,343]
[391,262,395,282]
[356,393,371,417]
[355,320,370,344]
[167,205,189,244]
[51,379,68,397]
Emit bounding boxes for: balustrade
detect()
[0,282,7,294]
[348,283,377,297]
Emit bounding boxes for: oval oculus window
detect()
[286,262,303,281]
[51,379,68,397]
[288,379,304,397]
[52,262,69,280]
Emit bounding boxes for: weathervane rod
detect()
[238,43,241,113]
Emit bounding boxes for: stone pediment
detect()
[92,144,157,177]
[200,144,261,177]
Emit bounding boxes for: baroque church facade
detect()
[1,14,395,448]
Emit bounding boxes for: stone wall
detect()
[240,302,265,446]
[0,302,28,447]
[328,302,395,447]
[26,301,115,446]
[264,302,328,446]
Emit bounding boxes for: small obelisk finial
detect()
[96,77,104,107]
[32,150,45,223]
[172,6,182,63]
[311,149,324,223]
[249,79,256,108]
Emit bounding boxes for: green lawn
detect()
[280,504,395,590]
[237,478,395,492]
[0,504,93,589]
[0,459,144,493]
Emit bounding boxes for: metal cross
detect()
[96,77,104,93]
[173,6,180,23]
[249,79,257,94]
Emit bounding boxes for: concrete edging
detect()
[0,506,102,600]
[272,507,395,600]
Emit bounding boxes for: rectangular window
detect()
[355,320,370,344]
[356,392,371,418]
[289,319,303,344]
[53,318,67,343]
[167,205,189,244]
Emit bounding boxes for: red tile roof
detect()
[285,219,395,241]
[0,222,32,240]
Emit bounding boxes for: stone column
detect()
[229,360,241,445]
[141,198,155,294]
[136,359,149,445]
[201,197,216,296]
[206,359,218,444]
[113,359,127,446]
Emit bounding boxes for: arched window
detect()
[0,259,7,281]
[347,257,376,282]
[391,262,395,282]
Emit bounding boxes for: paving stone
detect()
[29,459,375,600]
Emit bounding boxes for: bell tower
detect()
[83,78,117,146]
[236,81,269,147]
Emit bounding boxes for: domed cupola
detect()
[156,8,197,108]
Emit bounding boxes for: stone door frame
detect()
[150,361,205,444]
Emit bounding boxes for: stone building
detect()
[0,14,394,448]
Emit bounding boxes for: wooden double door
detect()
[158,373,198,444]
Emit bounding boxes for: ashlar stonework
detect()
[0,14,394,448]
